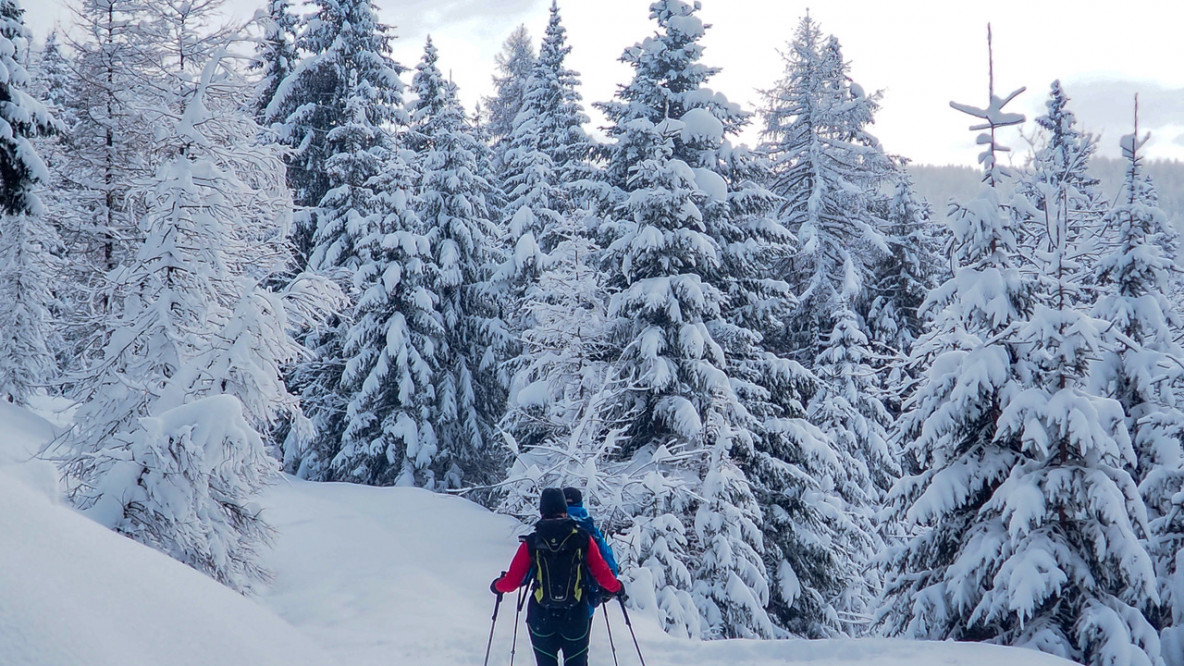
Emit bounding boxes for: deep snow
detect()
[0,401,1080,666]
[0,402,331,666]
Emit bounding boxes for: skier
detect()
[491,487,625,666]
[562,487,618,575]
[562,487,617,617]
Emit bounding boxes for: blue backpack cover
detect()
[567,504,618,610]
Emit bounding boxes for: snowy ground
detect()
[0,402,330,666]
[1,401,1080,665]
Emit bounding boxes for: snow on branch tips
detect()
[949,24,1024,186]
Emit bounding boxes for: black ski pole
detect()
[617,596,646,666]
[604,606,620,666]
[483,587,503,666]
[510,583,528,666]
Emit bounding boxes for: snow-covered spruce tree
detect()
[879,33,1162,666]
[865,167,945,417]
[497,3,611,519]
[63,43,302,592]
[999,103,1161,664]
[483,24,535,164]
[594,1,797,639]
[275,0,408,480]
[497,0,593,259]
[332,147,446,487]
[804,305,892,624]
[1091,110,1184,665]
[494,91,559,365]
[759,17,894,364]
[599,109,771,639]
[494,1,595,377]
[251,0,299,123]
[597,1,856,639]
[1014,80,1108,280]
[32,29,72,112]
[496,205,621,519]
[0,0,59,406]
[877,47,1032,643]
[409,38,507,491]
[266,0,404,264]
[521,0,594,193]
[759,15,904,629]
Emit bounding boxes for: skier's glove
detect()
[614,582,628,603]
[490,572,506,599]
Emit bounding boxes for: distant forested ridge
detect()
[911,158,1184,227]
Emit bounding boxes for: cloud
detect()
[376,0,541,38]
[1012,79,1184,160]
[1057,79,1184,130]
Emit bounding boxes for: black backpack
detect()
[524,518,589,609]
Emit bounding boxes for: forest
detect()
[0,1,1181,665]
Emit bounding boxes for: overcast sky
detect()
[27,0,1184,165]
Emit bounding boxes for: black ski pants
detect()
[527,602,592,666]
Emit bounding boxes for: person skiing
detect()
[491,487,624,666]
[562,487,617,617]
[562,487,618,575]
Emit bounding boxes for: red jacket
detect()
[494,536,621,595]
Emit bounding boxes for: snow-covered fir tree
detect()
[266,0,404,263]
[497,1,610,517]
[880,33,1162,666]
[1014,80,1108,276]
[601,108,772,639]
[593,0,835,639]
[804,305,891,624]
[865,167,945,417]
[409,37,507,492]
[332,147,446,487]
[252,0,299,123]
[758,14,905,629]
[274,0,409,480]
[520,1,594,192]
[30,31,90,375]
[494,92,559,358]
[879,29,1033,638]
[494,1,595,382]
[497,206,619,517]
[32,29,71,111]
[0,0,59,406]
[999,88,1161,666]
[1091,110,1184,665]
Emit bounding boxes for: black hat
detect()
[562,487,583,506]
[539,488,567,517]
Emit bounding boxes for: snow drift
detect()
[0,402,332,666]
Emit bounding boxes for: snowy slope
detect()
[259,478,1083,666]
[0,403,333,666]
[1,401,1079,666]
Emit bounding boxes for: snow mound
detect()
[680,107,724,145]
[0,405,333,666]
[0,401,57,464]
